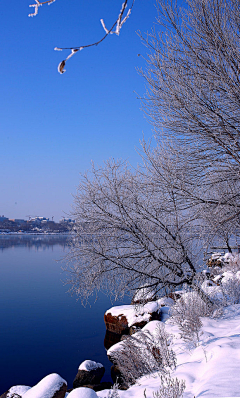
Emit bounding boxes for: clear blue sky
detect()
[0,0,156,221]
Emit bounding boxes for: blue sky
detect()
[0,0,156,221]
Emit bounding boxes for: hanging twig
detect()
[29,0,135,73]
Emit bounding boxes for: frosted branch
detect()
[54,0,135,74]
[28,0,56,17]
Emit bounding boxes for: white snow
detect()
[22,373,66,398]
[79,360,104,371]
[99,304,240,398]
[7,385,31,396]
[105,300,164,327]
[67,387,98,397]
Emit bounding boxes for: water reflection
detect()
[0,234,71,251]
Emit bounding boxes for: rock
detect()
[0,386,31,398]
[81,382,112,392]
[73,361,105,389]
[67,387,98,398]
[104,302,162,335]
[168,292,182,301]
[110,366,128,390]
[104,312,129,335]
[104,330,122,350]
[22,373,67,398]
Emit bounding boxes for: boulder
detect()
[22,373,67,398]
[104,330,122,350]
[110,366,128,390]
[73,361,105,389]
[104,302,162,335]
[104,312,129,335]
[0,386,31,398]
[67,387,98,398]
[80,382,112,392]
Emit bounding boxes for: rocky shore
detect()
[0,287,174,398]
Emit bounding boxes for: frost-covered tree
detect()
[67,155,210,304]
[141,0,240,235]
[67,0,240,302]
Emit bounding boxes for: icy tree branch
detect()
[28,0,135,73]
[54,0,135,74]
[28,0,56,17]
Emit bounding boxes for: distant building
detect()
[59,218,75,223]
[9,219,27,224]
[0,216,8,222]
[30,217,50,224]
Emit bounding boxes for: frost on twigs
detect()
[111,324,176,387]
[170,290,212,348]
[152,375,186,398]
[54,0,134,74]
[28,0,56,17]
[100,1,132,36]
[29,0,134,72]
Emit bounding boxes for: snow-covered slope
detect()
[98,304,240,398]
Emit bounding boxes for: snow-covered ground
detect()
[98,304,240,398]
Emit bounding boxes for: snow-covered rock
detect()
[68,388,98,398]
[104,300,163,334]
[0,385,31,398]
[73,361,105,389]
[78,361,104,372]
[22,373,67,398]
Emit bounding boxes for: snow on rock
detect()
[107,340,125,357]
[22,373,67,398]
[73,361,105,388]
[141,320,163,334]
[78,360,103,371]
[99,304,240,398]
[104,300,163,334]
[3,385,31,397]
[67,387,98,398]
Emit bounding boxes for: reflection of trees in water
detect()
[0,234,72,251]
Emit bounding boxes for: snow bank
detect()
[99,304,240,398]
[79,360,103,371]
[22,373,67,398]
[68,387,98,397]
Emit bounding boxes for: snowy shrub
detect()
[222,253,240,272]
[105,383,121,398]
[170,290,211,347]
[111,324,176,386]
[151,375,186,398]
[221,272,240,305]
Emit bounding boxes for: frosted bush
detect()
[170,290,211,347]
[111,324,176,386]
[221,272,240,305]
[151,375,186,398]
[105,383,120,398]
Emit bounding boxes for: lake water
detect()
[0,235,128,393]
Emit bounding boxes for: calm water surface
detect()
[0,235,128,393]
